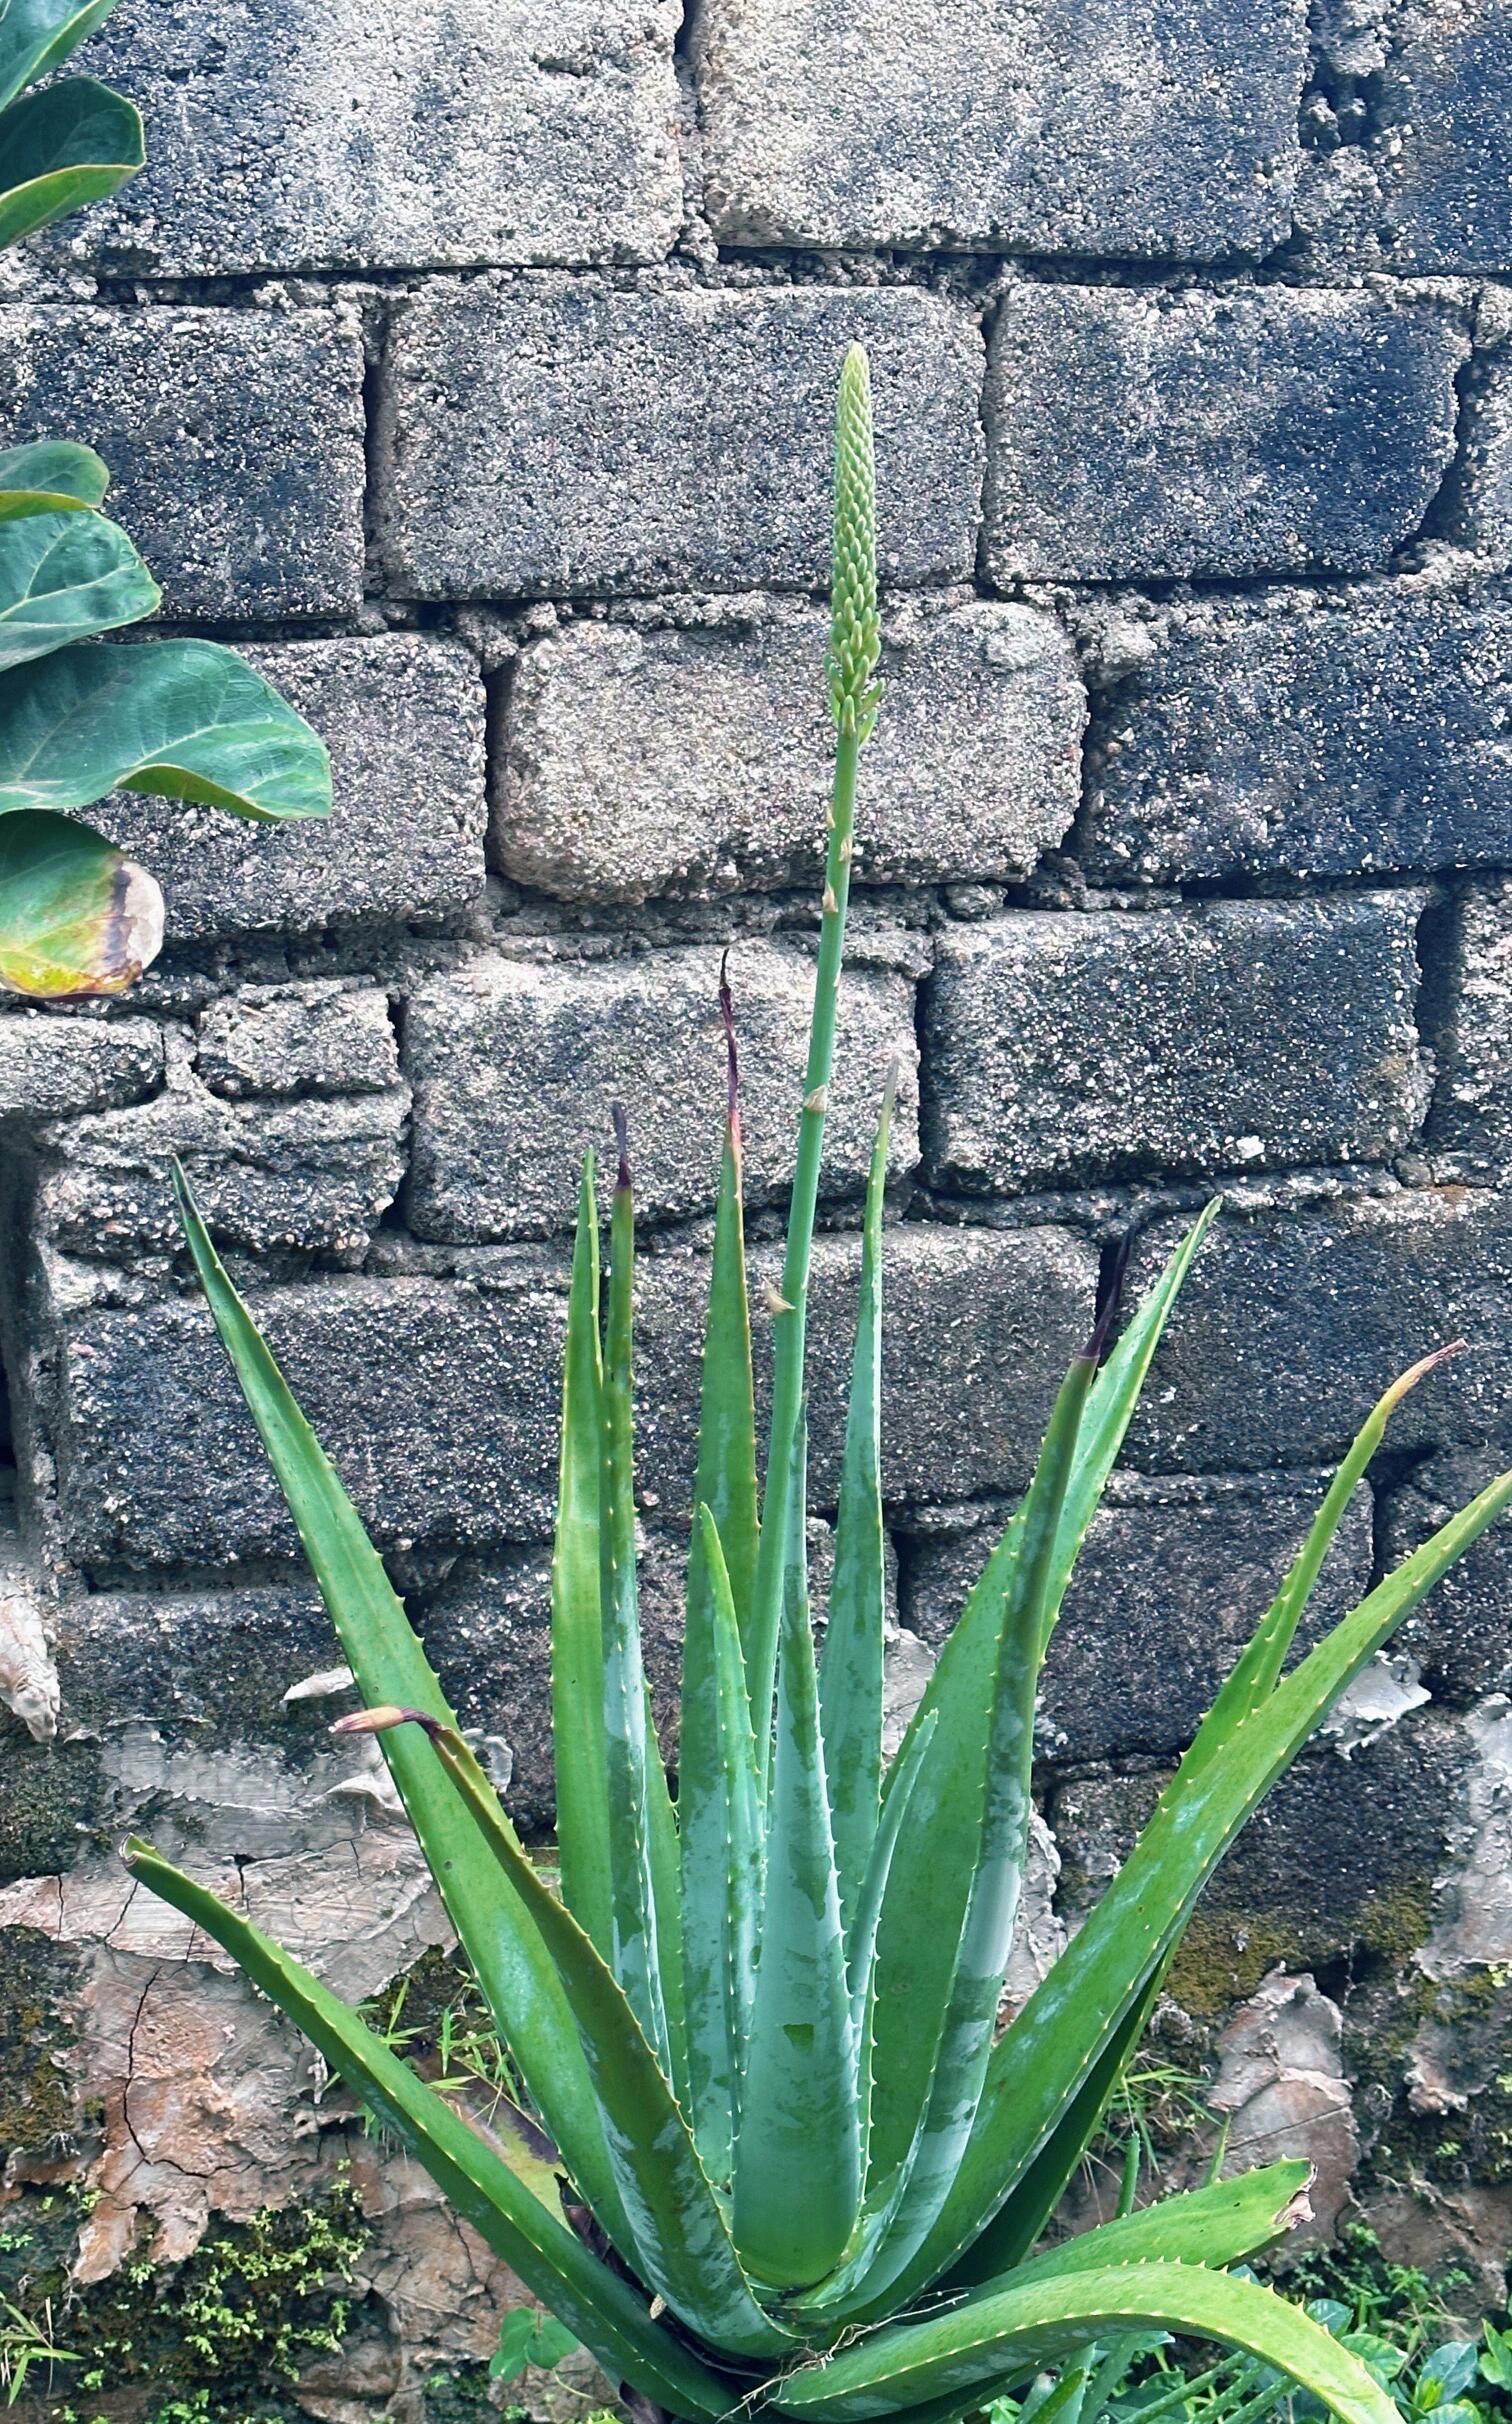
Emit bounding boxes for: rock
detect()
[402,939,917,1241]
[87,639,488,948]
[29,1073,409,1269]
[1379,1450,1512,1703]
[692,0,1308,259]
[49,1222,1096,1570]
[378,281,984,599]
[1456,347,1512,567]
[1417,1695,1512,1974]
[1084,588,1512,884]
[1429,882,1512,1171]
[983,286,1466,581]
[47,0,683,276]
[922,894,1429,1194]
[497,597,1084,903]
[901,1471,1374,1765]
[195,985,399,1103]
[1209,1972,1358,2240]
[1124,1186,1512,1475]
[0,1013,163,1124]
[0,305,365,620]
[1299,0,1512,273]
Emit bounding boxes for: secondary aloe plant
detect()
[126,350,1511,2424]
[0,4,330,998]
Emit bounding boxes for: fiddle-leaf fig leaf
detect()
[0,439,110,519]
[0,508,158,671]
[0,805,162,996]
[0,637,333,822]
[0,0,123,113]
[0,74,142,247]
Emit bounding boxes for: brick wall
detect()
[3,0,1512,2396]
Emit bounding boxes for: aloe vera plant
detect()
[125,348,1512,2424]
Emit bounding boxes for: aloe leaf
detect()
[1001,2161,1312,2291]
[347,1711,791,2360]
[0,509,158,671]
[169,1167,638,2264]
[0,440,109,518]
[749,346,881,1780]
[821,1071,894,1944]
[120,1838,734,2423]
[0,637,331,820]
[551,1160,612,1960]
[876,1464,1512,2315]
[0,76,143,248]
[698,959,760,1649]
[861,1335,1101,2297]
[680,1504,763,2187]
[733,1413,862,2289]
[863,1207,1217,2199]
[599,1116,671,2072]
[1187,1343,1464,1770]
[769,2262,1398,2424]
[643,1672,689,2111]
[0,807,160,997]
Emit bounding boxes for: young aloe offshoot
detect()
[126,346,1512,2424]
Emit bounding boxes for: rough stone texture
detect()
[46,1223,1096,1571]
[87,640,488,948]
[0,1013,163,1123]
[1084,587,1512,884]
[29,1075,409,1270]
[51,0,683,276]
[1428,882,1512,1170]
[497,597,1084,903]
[1299,0,1512,273]
[693,0,1308,259]
[1458,344,1512,567]
[379,282,985,599]
[983,287,1466,582]
[195,984,399,1102]
[1123,1187,1512,1475]
[1380,1451,1512,1705]
[0,306,365,620]
[901,1473,1375,1765]
[923,895,1429,1194]
[403,942,918,1240]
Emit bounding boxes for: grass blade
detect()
[340,1710,791,2359]
[169,1164,636,2262]
[681,1504,763,2187]
[821,1072,894,1943]
[121,1838,734,2421]
[599,1114,670,2071]
[552,1159,612,1958]
[732,1413,862,2288]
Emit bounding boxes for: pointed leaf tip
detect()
[611,1101,632,1192]
[330,1704,438,1739]
[718,947,741,1141]
[1085,1229,1134,1364]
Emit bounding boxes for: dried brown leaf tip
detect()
[331,1703,437,1739]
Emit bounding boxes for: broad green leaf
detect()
[733,1414,861,2288]
[0,0,122,109]
[0,508,157,671]
[680,1504,762,2188]
[878,1463,1512,2315]
[0,76,143,248]
[120,1837,734,2424]
[861,1209,1217,2232]
[551,1161,612,1960]
[169,1169,638,2269]
[0,807,159,996]
[770,2263,1399,2424]
[0,637,331,821]
[821,1072,893,1943]
[368,1714,790,2361]
[598,1134,670,2071]
[0,439,109,518]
